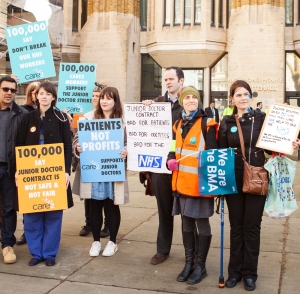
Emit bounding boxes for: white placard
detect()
[124,103,172,174]
[256,103,300,155]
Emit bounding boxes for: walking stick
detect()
[219,195,225,288]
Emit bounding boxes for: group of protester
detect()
[0,67,299,291]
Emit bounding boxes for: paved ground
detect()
[0,155,299,294]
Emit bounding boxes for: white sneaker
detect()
[89,241,101,256]
[102,241,118,257]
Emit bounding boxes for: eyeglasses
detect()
[1,87,17,93]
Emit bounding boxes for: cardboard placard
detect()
[77,119,125,182]
[15,143,67,213]
[256,103,300,155]
[56,63,97,114]
[5,21,55,83]
[124,103,172,174]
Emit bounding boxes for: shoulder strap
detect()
[173,119,181,133]
[235,114,246,159]
[201,116,208,139]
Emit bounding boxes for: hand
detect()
[15,172,18,187]
[142,99,153,106]
[119,150,127,159]
[65,173,70,188]
[167,159,178,171]
[11,74,19,83]
[292,139,300,149]
[76,143,83,153]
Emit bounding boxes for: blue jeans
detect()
[0,166,17,248]
[24,210,63,260]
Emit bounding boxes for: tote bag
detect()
[264,156,297,219]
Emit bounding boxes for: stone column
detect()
[80,0,140,102]
[227,1,285,108]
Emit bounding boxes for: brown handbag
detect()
[235,115,268,196]
[139,172,155,196]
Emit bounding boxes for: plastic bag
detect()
[264,156,298,219]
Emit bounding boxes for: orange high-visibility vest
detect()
[172,117,217,197]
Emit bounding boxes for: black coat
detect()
[205,107,219,123]
[5,102,28,177]
[218,110,271,170]
[154,91,183,124]
[21,104,36,112]
[17,107,73,209]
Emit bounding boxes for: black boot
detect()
[177,232,195,282]
[187,234,212,285]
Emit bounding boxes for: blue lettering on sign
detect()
[138,154,162,168]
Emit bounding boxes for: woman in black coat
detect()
[17,82,73,266]
[218,80,270,291]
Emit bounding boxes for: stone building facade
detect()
[1,1,300,113]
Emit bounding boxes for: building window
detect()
[174,0,181,25]
[184,0,191,24]
[286,52,300,107]
[141,54,162,100]
[72,0,79,32]
[285,0,293,25]
[140,0,147,30]
[218,0,223,27]
[211,54,228,118]
[183,69,203,90]
[194,0,201,24]
[227,0,231,28]
[164,0,171,25]
[211,54,228,91]
[298,0,300,23]
[72,0,88,32]
[211,0,215,26]
[286,52,300,91]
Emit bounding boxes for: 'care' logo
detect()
[82,160,100,170]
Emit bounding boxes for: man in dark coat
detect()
[205,101,219,123]
[143,66,184,264]
[0,76,27,264]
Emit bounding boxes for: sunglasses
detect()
[1,87,17,93]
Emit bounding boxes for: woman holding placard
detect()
[16,82,73,266]
[75,87,128,257]
[218,80,270,291]
[166,86,218,285]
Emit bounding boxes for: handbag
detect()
[235,115,268,196]
[139,172,155,196]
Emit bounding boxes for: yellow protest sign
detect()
[15,143,68,213]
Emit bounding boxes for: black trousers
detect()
[84,198,109,228]
[225,169,266,281]
[151,173,174,255]
[90,199,120,243]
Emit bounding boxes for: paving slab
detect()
[49,281,165,294]
[67,240,281,294]
[285,218,300,254]
[0,273,60,294]
[280,252,300,294]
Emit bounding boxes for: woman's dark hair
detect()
[94,86,123,119]
[36,82,57,108]
[229,80,252,115]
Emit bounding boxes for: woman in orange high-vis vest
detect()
[167,86,218,285]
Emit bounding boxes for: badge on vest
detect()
[230,126,237,133]
[190,137,197,144]
[30,126,36,132]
